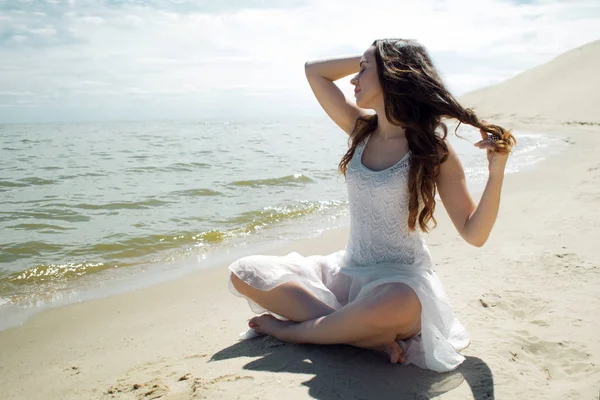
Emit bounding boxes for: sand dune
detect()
[460,40,600,125]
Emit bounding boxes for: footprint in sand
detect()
[105,378,169,399]
[105,356,254,400]
[541,252,598,278]
[64,366,81,376]
[189,374,255,397]
[507,334,596,381]
[479,291,502,309]
[479,289,551,322]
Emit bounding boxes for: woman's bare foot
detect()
[248,315,406,364]
[248,314,295,340]
[379,340,406,364]
[351,334,407,364]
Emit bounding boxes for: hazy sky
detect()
[0,0,598,123]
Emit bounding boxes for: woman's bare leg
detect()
[230,273,336,322]
[232,274,408,363]
[248,283,420,363]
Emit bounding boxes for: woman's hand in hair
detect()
[474,125,514,174]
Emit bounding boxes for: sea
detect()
[0,117,565,330]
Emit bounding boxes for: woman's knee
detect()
[229,256,260,292]
[368,284,422,331]
[230,271,253,295]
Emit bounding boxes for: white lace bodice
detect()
[344,135,431,267]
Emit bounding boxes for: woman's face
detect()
[351,45,383,110]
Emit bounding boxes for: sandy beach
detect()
[1,41,599,399]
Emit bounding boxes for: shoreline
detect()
[1,120,598,399]
[0,127,565,332]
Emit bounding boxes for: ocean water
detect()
[0,118,565,329]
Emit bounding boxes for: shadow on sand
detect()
[211,336,493,400]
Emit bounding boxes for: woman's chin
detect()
[356,101,373,111]
[355,96,371,110]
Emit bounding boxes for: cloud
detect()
[0,0,598,122]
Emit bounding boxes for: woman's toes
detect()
[247,314,281,336]
[248,317,258,328]
[248,316,265,334]
[386,341,406,364]
[388,342,400,364]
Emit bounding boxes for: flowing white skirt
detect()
[228,249,470,372]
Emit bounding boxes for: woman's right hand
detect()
[305,56,367,135]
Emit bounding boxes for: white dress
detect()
[228,134,470,372]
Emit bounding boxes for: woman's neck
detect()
[373,115,406,140]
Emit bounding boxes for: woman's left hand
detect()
[474,127,513,174]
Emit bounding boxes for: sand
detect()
[460,40,600,126]
[1,41,599,399]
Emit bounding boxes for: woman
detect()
[228,39,515,372]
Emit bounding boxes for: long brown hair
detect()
[339,39,516,232]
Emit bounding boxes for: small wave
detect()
[79,172,106,177]
[0,241,65,263]
[169,188,222,197]
[0,199,347,297]
[225,200,344,233]
[0,180,28,188]
[55,172,107,181]
[63,230,222,261]
[55,174,79,180]
[17,177,57,186]
[0,210,90,223]
[3,198,58,205]
[2,262,109,285]
[125,162,209,174]
[125,166,162,173]
[165,162,210,171]
[35,202,342,267]
[230,174,314,188]
[71,199,171,210]
[7,223,73,231]
[39,202,72,208]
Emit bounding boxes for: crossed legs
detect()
[230,273,421,364]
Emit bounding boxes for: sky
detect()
[0,0,598,123]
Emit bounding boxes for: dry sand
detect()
[460,40,600,126]
[1,41,599,399]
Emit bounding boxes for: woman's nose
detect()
[350,74,358,86]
